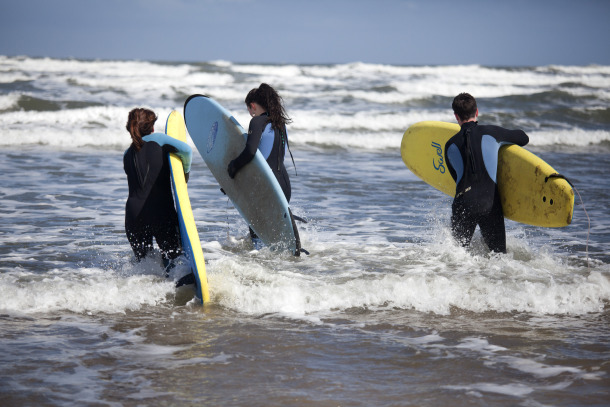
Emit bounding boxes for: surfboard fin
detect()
[175,272,195,288]
[292,214,308,224]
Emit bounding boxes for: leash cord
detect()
[545,174,589,271]
[573,185,590,272]
[226,196,231,242]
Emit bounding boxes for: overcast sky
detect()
[1,0,608,66]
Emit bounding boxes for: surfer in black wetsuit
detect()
[123,108,192,269]
[227,83,298,249]
[445,93,529,253]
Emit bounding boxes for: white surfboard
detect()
[184,95,301,255]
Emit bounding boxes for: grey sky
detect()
[1,0,608,66]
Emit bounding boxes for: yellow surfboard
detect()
[166,111,210,303]
[401,121,574,227]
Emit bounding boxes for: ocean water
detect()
[0,55,609,406]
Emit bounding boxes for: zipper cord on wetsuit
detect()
[279,127,297,176]
[545,173,590,271]
[455,128,476,197]
[464,127,477,174]
[277,128,283,171]
[133,151,148,188]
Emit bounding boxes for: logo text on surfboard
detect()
[431,142,445,173]
[207,121,218,153]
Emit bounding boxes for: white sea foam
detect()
[445,382,535,397]
[441,334,602,398]
[0,106,177,148]
[529,128,610,146]
[3,106,604,150]
[453,336,604,381]
[4,236,605,317]
[0,93,20,111]
[1,56,609,150]
[0,57,610,150]
[201,234,610,317]
[0,266,173,314]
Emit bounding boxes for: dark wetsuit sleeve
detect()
[230,115,268,174]
[487,126,529,147]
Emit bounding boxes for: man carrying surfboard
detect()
[445,93,529,253]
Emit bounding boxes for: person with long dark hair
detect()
[123,108,192,270]
[227,83,297,247]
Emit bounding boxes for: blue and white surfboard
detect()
[184,95,300,255]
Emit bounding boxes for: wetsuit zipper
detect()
[133,151,149,188]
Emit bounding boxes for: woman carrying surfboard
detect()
[445,93,529,253]
[123,108,192,269]
[227,83,297,247]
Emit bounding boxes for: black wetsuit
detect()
[229,113,292,201]
[123,140,181,261]
[228,113,294,241]
[444,121,529,253]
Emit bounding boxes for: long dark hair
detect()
[126,108,157,151]
[245,83,291,131]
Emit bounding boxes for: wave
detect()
[1,237,607,316]
[0,106,607,151]
[1,56,609,151]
